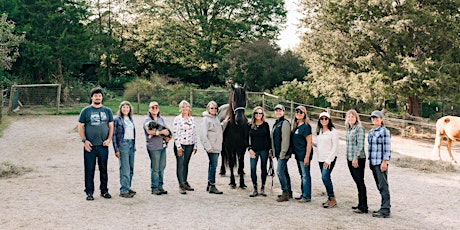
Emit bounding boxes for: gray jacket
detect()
[200,111,223,153]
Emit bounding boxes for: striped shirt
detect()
[345,124,366,161]
[367,125,391,166]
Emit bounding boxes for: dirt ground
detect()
[1,115,459,230]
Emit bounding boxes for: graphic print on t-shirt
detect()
[90,111,107,126]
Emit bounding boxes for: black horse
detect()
[218,85,248,189]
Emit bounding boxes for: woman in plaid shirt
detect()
[368,110,391,218]
[345,109,367,214]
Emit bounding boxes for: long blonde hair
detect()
[345,109,361,128]
[250,106,265,129]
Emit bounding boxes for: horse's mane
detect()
[226,86,247,124]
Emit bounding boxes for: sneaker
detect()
[179,185,187,194]
[372,211,390,218]
[128,189,137,195]
[353,209,368,214]
[120,193,134,198]
[159,188,168,195]
[298,198,311,203]
[86,194,94,201]
[259,189,267,197]
[101,192,112,199]
[151,189,162,195]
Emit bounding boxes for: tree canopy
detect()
[297,0,460,116]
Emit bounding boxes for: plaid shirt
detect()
[345,124,366,161]
[368,125,391,166]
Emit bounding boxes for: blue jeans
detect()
[319,158,337,198]
[298,160,311,201]
[370,164,391,215]
[83,145,109,195]
[276,158,291,193]
[250,150,269,187]
[207,153,219,184]
[118,140,135,194]
[174,144,194,185]
[148,148,166,190]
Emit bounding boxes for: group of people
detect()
[78,87,391,218]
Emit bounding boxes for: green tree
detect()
[0,13,24,72]
[133,0,287,86]
[1,0,92,86]
[219,39,307,91]
[298,0,460,116]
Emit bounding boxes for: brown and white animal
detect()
[433,116,460,163]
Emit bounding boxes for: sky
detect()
[276,0,304,51]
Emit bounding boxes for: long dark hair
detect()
[316,114,335,135]
[117,101,133,120]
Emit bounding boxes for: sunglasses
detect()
[151,106,158,109]
[209,107,218,110]
[254,112,263,115]
[320,117,329,121]
[295,110,304,114]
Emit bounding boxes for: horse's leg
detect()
[219,155,226,176]
[433,132,443,160]
[446,138,457,163]
[229,166,236,189]
[238,152,247,189]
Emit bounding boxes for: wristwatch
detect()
[81,138,87,143]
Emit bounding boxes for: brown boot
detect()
[276,192,289,202]
[323,197,337,208]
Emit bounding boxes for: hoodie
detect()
[200,111,223,153]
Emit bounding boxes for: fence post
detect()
[290,101,294,120]
[137,85,140,115]
[190,89,193,107]
[262,94,265,112]
[56,84,61,115]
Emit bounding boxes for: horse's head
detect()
[230,84,248,126]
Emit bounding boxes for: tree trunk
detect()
[406,95,421,117]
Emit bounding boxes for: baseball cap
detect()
[295,105,307,114]
[371,110,383,118]
[319,111,330,118]
[274,104,285,111]
[149,101,159,107]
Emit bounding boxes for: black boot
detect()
[209,184,223,194]
[206,182,211,192]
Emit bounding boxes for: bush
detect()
[123,78,155,103]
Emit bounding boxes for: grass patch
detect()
[393,156,456,173]
[0,115,11,138]
[0,161,33,179]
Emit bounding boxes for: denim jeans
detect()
[298,160,311,201]
[174,144,194,185]
[348,158,368,211]
[250,150,269,187]
[83,145,109,195]
[370,164,391,214]
[319,157,337,198]
[118,140,135,194]
[148,148,166,190]
[276,158,291,193]
[207,153,219,184]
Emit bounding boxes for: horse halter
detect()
[233,106,246,114]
